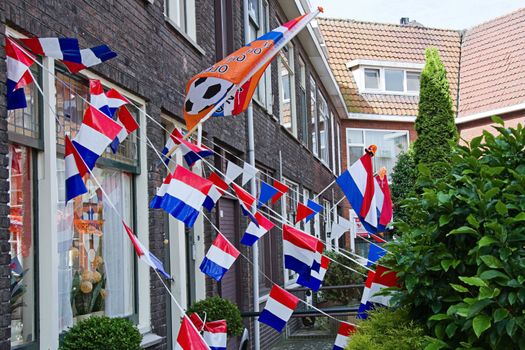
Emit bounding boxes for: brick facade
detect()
[1,0,344,349]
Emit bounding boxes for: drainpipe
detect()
[243,1,260,349]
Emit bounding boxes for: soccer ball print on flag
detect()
[258,284,299,332]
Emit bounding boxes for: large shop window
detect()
[7,65,41,348]
[346,129,409,177]
[55,71,139,330]
[279,43,296,136]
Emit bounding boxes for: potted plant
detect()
[187,297,243,337]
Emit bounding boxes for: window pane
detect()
[407,71,420,92]
[364,68,380,89]
[57,164,134,330]
[310,77,318,155]
[347,129,363,145]
[55,71,138,167]
[248,0,259,24]
[385,69,404,92]
[9,144,35,346]
[8,65,40,140]
[365,130,408,177]
[318,95,329,163]
[348,146,363,167]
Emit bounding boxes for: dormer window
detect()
[348,60,424,95]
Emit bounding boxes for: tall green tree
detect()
[413,48,458,179]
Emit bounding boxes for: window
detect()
[298,57,308,146]
[279,43,296,135]
[55,71,139,330]
[214,0,233,60]
[361,67,421,94]
[323,199,332,248]
[346,129,409,178]
[7,64,41,348]
[364,68,380,90]
[336,122,341,174]
[302,189,311,234]
[318,93,329,164]
[406,71,421,92]
[310,76,318,155]
[165,0,196,41]
[248,0,272,111]
[282,178,299,284]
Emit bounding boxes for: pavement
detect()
[269,338,334,350]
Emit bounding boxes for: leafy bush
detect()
[187,296,243,336]
[413,47,458,180]
[59,316,141,350]
[390,150,417,224]
[320,251,366,305]
[383,120,525,349]
[346,307,428,350]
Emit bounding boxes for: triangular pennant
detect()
[331,222,348,240]
[295,202,315,223]
[271,180,289,204]
[241,162,259,185]
[225,161,243,184]
[305,199,323,223]
[258,181,279,208]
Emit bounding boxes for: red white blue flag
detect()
[200,232,240,282]
[282,224,319,276]
[336,148,379,234]
[161,128,184,165]
[6,37,35,110]
[64,135,88,203]
[159,166,213,228]
[202,320,227,350]
[231,183,259,226]
[106,88,130,116]
[240,212,275,246]
[111,106,139,153]
[178,138,214,168]
[122,221,172,280]
[357,265,398,319]
[297,254,329,292]
[175,316,210,350]
[150,173,173,208]
[183,8,322,130]
[259,284,299,333]
[89,79,112,118]
[72,105,123,170]
[333,322,356,350]
[203,172,228,212]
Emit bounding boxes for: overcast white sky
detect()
[309,0,524,29]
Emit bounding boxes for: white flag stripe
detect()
[206,245,236,269]
[264,297,294,322]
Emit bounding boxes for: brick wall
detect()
[458,111,525,141]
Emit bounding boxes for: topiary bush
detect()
[346,307,429,350]
[413,47,458,181]
[390,150,417,224]
[59,316,142,350]
[383,119,525,349]
[187,296,243,336]
[319,251,366,306]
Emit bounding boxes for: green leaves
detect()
[459,276,487,287]
[447,226,478,237]
[495,201,508,216]
[480,255,503,269]
[472,315,491,338]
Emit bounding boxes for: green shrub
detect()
[187,296,243,336]
[383,119,525,349]
[59,316,141,350]
[320,251,366,305]
[413,47,458,180]
[346,307,428,350]
[390,150,417,224]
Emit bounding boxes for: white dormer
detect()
[346,59,424,96]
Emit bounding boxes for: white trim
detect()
[347,59,425,70]
[457,102,525,124]
[347,112,416,122]
[354,66,421,96]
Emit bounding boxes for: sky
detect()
[309,0,524,30]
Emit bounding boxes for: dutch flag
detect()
[200,232,240,282]
[159,165,213,228]
[122,221,172,280]
[297,254,330,292]
[240,212,275,246]
[178,138,214,168]
[161,128,184,165]
[150,173,173,208]
[6,37,35,110]
[282,224,319,276]
[19,37,81,63]
[357,265,398,319]
[203,172,228,212]
[89,79,112,118]
[64,135,88,203]
[336,152,379,234]
[202,320,227,350]
[62,44,117,73]
[71,105,123,170]
[110,106,139,153]
[333,322,356,350]
[106,88,130,116]
[175,316,210,350]
[231,183,259,226]
[259,284,299,333]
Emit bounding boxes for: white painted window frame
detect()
[356,66,421,96]
[278,42,297,136]
[164,0,197,41]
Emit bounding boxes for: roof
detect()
[458,8,525,117]
[318,18,462,116]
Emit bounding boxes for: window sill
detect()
[164,17,206,56]
[140,332,163,348]
[359,90,419,97]
[252,98,273,117]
